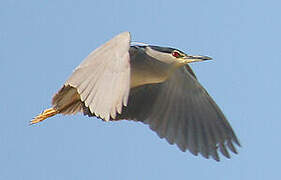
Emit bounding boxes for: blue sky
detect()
[1,0,280,179]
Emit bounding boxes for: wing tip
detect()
[117,31,131,42]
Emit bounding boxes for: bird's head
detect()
[141,45,212,65]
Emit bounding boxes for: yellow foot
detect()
[30,108,58,125]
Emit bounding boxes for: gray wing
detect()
[117,65,240,161]
[64,32,131,121]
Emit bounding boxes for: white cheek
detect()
[145,47,175,64]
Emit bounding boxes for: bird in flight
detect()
[32,32,240,161]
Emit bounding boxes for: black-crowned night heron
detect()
[32,32,240,161]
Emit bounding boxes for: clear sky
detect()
[1,0,280,179]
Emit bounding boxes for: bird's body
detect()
[32,32,240,161]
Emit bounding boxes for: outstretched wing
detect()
[61,32,131,121]
[117,65,240,161]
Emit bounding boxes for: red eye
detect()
[172,51,180,58]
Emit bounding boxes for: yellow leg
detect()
[30,108,58,125]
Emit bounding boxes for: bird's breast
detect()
[129,50,176,88]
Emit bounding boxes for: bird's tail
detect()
[30,108,58,125]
